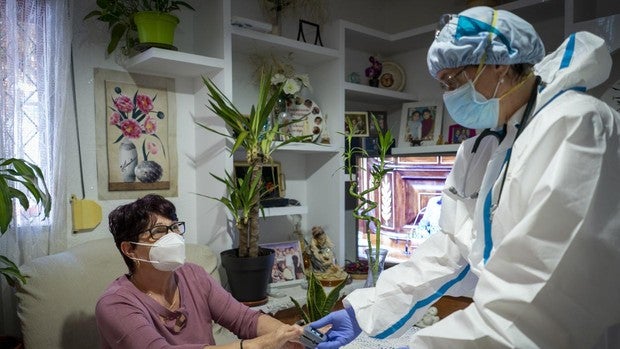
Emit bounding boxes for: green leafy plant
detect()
[343,115,394,286]
[291,272,347,323]
[83,0,195,55]
[0,158,51,286]
[196,71,310,258]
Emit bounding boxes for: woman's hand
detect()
[244,324,303,349]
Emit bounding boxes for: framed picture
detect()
[448,124,477,144]
[344,111,369,137]
[368,111,388,137]
[260,240,306,286]
[234,161,284,199]
[398,102,443,148]
[94,68,178,200]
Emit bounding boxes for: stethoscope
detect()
[447,76,540,200]
[494,75,542,204]
[480,75,541,263]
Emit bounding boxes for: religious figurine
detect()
[309,226,348,284]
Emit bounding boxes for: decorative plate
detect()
[285,97,324,143]
[601,78,620,113]
[379,61,406,91]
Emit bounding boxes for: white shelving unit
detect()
[344,82,418,106]
[143,0,573,262]
[263,205,308,217]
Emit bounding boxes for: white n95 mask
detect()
[131,233,186,271]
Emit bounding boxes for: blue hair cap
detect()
[427,6,545,78]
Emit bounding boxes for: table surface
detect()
[344,326,420,349]
[253,279,472,348]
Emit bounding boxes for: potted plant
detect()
[0,158,51,286]
[83,0,195,55]
[343,115,394,287]
[196,71,310,304]
[290,272,347,324]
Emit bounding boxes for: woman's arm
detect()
[204,316,302,349]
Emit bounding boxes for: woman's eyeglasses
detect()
[143,221,186,240]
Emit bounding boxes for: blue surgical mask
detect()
[443,67,501,129]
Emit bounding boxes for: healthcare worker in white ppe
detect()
[311,6,620,349]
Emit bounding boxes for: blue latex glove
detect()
[310,307,362,349]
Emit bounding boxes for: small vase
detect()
[364,248,388,287]
[272,93,290,140]
[271,10,282,36]
[368,78,379,87]
[118,138,138,182]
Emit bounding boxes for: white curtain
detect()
[0,0,72,335]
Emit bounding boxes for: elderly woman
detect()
[96,194,303,349]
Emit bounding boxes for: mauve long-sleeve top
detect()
[96,263,260,348]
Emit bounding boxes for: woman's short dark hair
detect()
[108,194,178,273]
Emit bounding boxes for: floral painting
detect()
[95,69,178,199]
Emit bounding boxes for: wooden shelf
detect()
[124,48,224,78]
[391,144,459,155]
[231,27,340,66]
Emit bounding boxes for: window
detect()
[355,155,455,265]
[1,0,58,224]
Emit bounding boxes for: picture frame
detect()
[345,111,369,137]
[398,101,443,148]
[448,124,477,144]
[260,240,306,286]
[94,68,178,200]
[234,161,285,199]
[367,111,388,137]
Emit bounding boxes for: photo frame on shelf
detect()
[368,111,387,137]
[234,161,285,199]
[448,124,477,144]
[261,240,306,286]
[398,101,443,148]
[344,111,369,137]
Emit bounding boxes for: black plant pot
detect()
[220,247,275,306]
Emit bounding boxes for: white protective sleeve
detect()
[410,91,620,348]
[343,134,500,339]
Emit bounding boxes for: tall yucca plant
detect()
[0,158,51,286]
[196,71,310,258]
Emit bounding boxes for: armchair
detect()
[15,238,236,348]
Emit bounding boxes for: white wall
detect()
[67,0,204,249]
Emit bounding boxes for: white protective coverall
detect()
[344,31,620,348]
